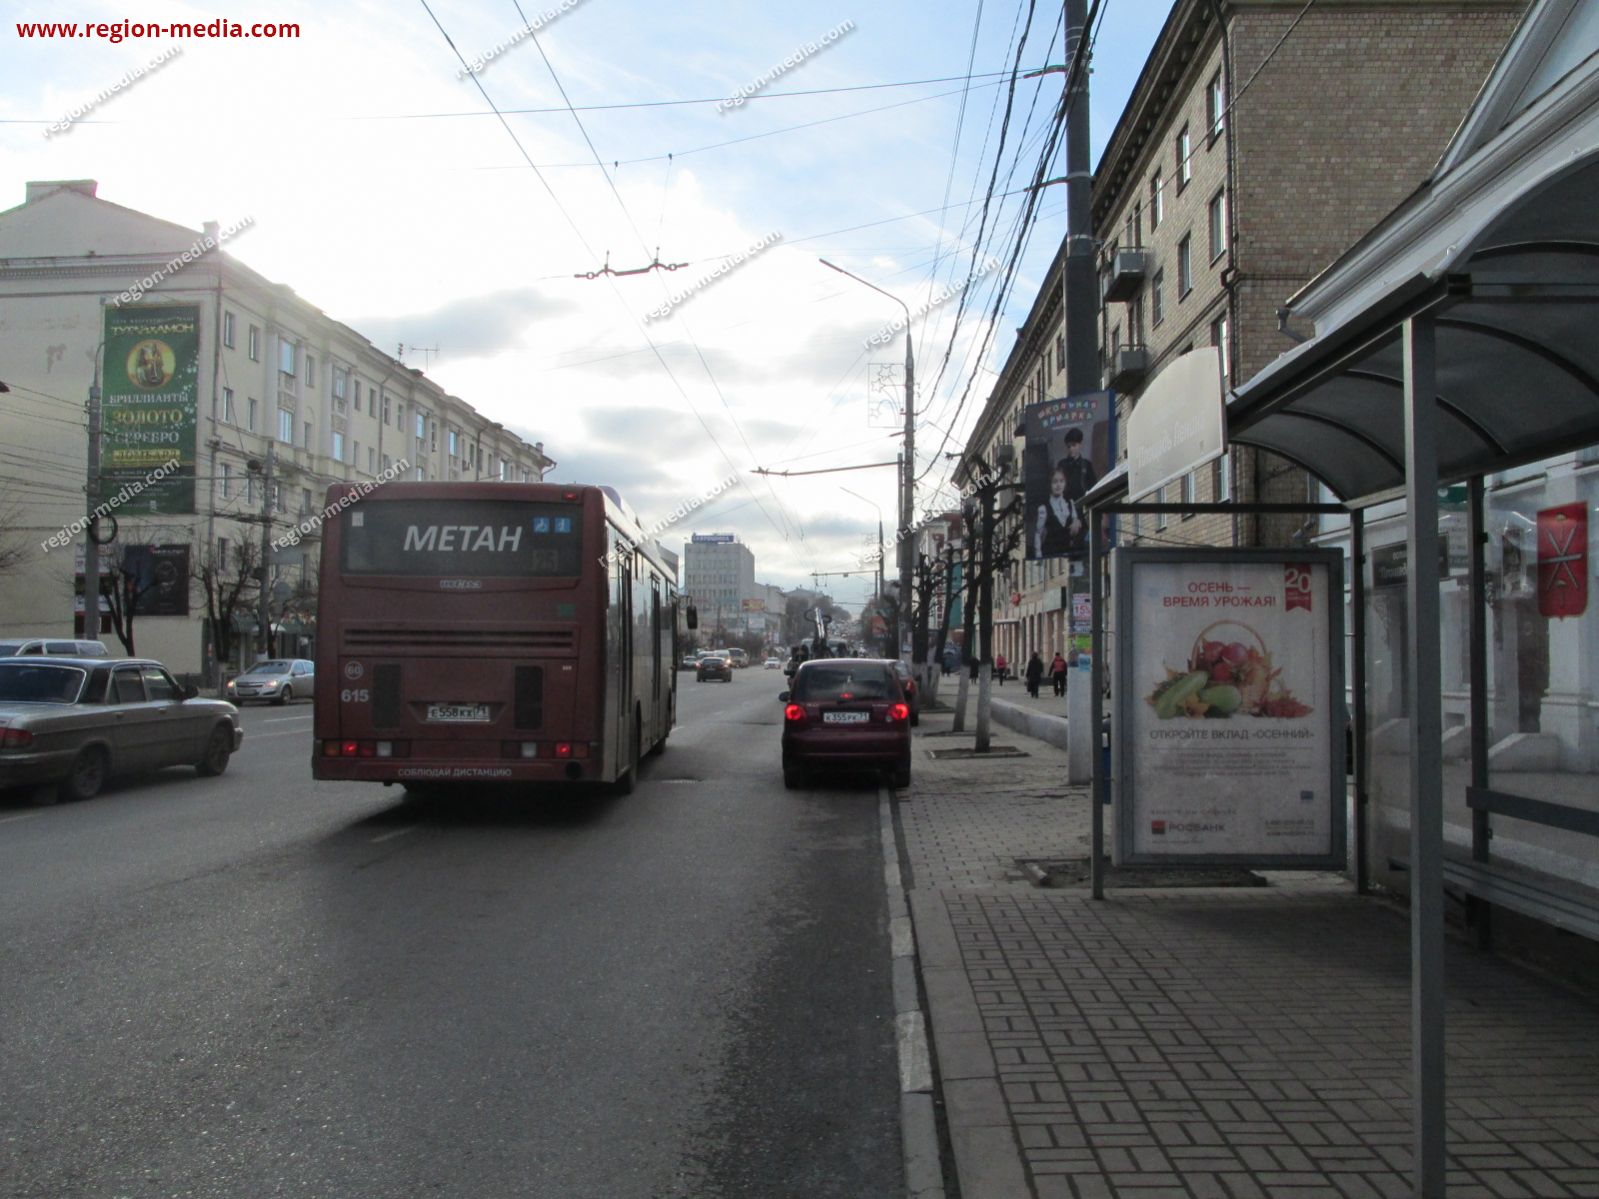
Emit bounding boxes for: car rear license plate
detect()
[427,703,490,723]
[823,711,870,724]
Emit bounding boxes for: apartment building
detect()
[959,0,1525,667]
[0,180,554,677]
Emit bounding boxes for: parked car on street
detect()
[225,659,314,705]
[779,658,911,789]
[0,656,243,803]
[887,659,921,726]
[764,657,781,669]
[697,653,734,683]
[0,638,110,658]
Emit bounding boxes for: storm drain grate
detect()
[925,746,1029,759]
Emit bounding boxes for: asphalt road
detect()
[0,668,903,1198]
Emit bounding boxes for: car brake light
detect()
[784,704,805,722]
[0,728,33,749]
[889,703,910,722]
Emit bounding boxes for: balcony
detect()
[1102,248,1149,302]
[1107,345,1150,391]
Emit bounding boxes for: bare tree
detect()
[193,537,262,681]
[0,488,27,578]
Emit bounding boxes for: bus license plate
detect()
[427,703,491,723]
[823,711,869,724]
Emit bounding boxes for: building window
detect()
[1156,483,1170,530]
[369,447,377,472]
[1150,172,1164,229]
[248,325,260,361]
[1211,312,1230,383]
[301,487,313,514]
[416,411,426,440]
[217,537,229,571]
[1180,470,1196,517]
[1212,451,1231,502]
[222,387,235,424]
[245,476,256,506]
[220,462,232,498]
[1177,235,1192,298]
[303,421,312,449]
[1176,125,1191,188]
[305,354,316,387]
[1208,189,1227,262]
[1207,71,1225,140]
[382,454,391,473]
[278,338,295,376]
[449,428,459,457]
[1130,296,1145,346]
[1151,269,1164,327]
[222,311,235,348]
[333,367,347,402]
[1054,333,1065,373]
[429,420,438,453]
[278,408,293,443]
[248,397,258,432]
[1132,200,1143,246]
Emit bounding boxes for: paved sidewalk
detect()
[895,705,1599,1199]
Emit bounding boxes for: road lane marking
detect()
[264,714,313,723]
[251,729,314,739]
[0,812,44,826]
[371,825,420,844]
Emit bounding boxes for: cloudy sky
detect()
[4,0,1162,611]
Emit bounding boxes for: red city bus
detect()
[312,481,678,792]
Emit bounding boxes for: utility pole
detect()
[975,478,997,752]
[81,357,103,638]
[900,322,915,663]
[255,441,275,660]
[1063,0,1098,396]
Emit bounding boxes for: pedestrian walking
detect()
[1025,651,1044,698]
[994,652,1008,685]
[1049,652,1068,697]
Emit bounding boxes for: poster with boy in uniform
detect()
[1022,391,1112,560]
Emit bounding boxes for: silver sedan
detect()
[0,657,243,804]
[225,658,314,705]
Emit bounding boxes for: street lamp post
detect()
[839,485,886,654]
[820,258,914,661]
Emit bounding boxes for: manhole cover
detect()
[1024,858,1267,888]
[927,746,1029,759]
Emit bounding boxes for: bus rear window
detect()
[340,499,583,577]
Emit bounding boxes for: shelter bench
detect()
[1440,787,1599,942]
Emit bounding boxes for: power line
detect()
[504,0,801,549]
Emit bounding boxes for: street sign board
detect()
[1125,346,1224,501]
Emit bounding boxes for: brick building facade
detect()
[964,0,1525,667]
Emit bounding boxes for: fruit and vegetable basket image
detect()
[1146,620,1314,719]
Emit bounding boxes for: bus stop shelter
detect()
[1088,5,1599,1194]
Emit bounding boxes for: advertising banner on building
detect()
[101,305,199,514]
[1113,548,1346,868]
[1021,390,1113,560]
[122,544,191,616]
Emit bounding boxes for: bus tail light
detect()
[323,739,407,758]
[888,703,910,723]
[784,704,805,723]
[554,742,572,758]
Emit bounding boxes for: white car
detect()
[764,657,781,669]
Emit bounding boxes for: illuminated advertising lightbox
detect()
[1113,547,1346,869]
